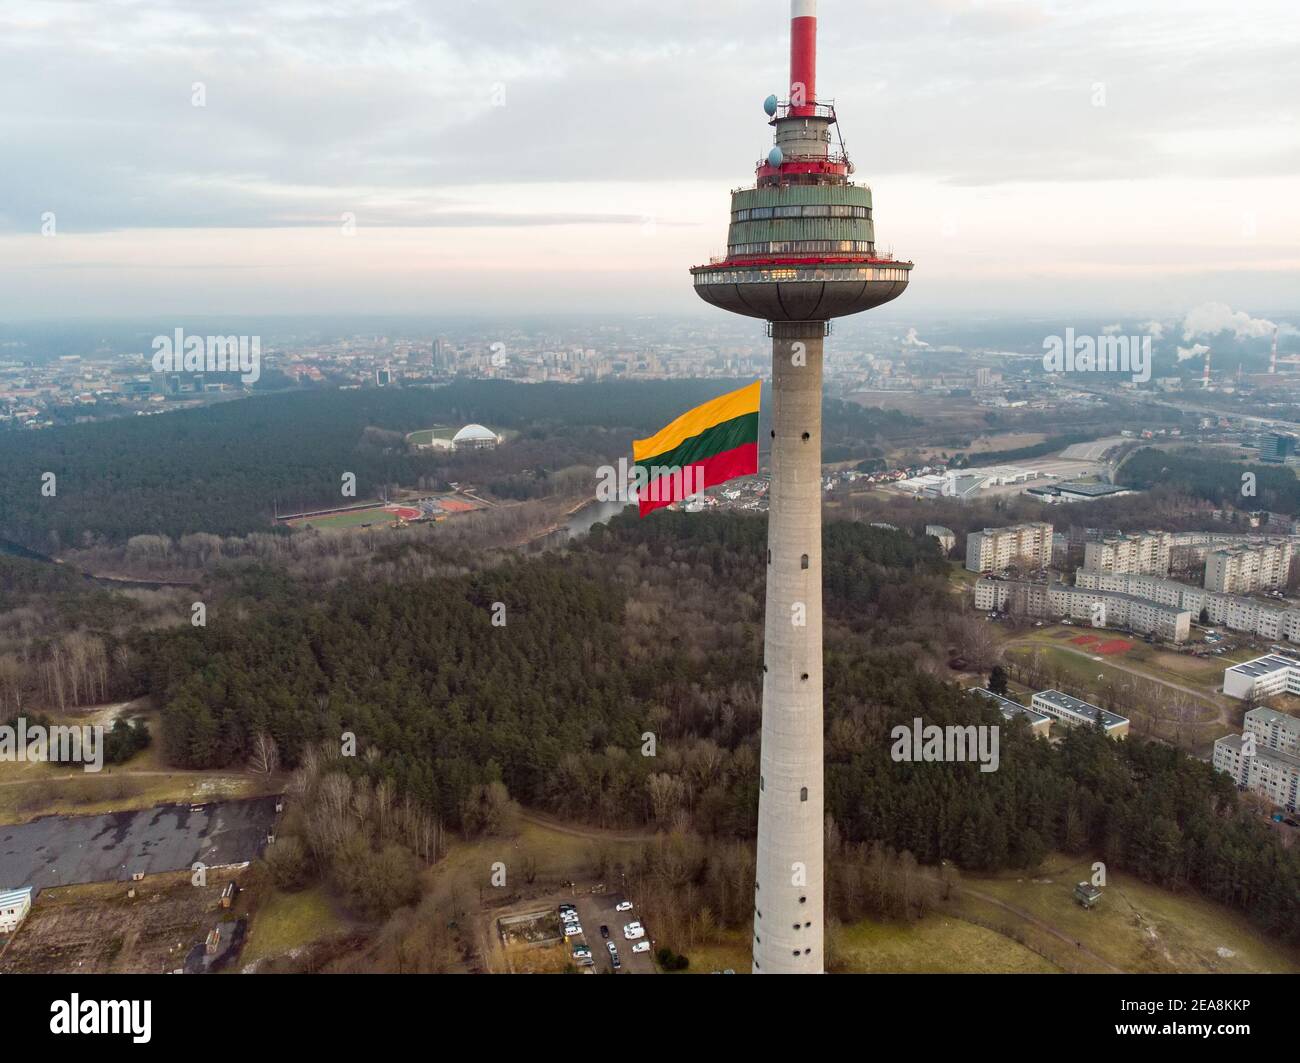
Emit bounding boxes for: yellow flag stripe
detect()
[632,381,761,462]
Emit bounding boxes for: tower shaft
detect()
[753,322,825,974]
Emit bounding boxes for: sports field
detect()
[406,425,453,447]
[286,504,421,530]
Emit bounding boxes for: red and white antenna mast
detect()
[789,0,818,114]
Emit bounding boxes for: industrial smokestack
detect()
[790,0,817,114]
[1271,326,1279,375]
[1203,347,1212,388]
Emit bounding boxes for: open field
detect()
[834,915,1058,974]
[405,425,453,447]
[953,855,1300,975]
[239,885,346,971]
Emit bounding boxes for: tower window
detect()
[800,787,808,802]
[801,554,809,570]
[801,432,810,441]
[760,775,765,791]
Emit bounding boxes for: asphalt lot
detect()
[569,892,656,974]
[0,796,281,895]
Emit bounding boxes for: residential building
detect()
[1205,540,1293,594]
[1081,530,1172,576]
[975,578,1191,643]
[965,522,1053,573]
[1213,734,1300,811]
[1074,569,1300,644]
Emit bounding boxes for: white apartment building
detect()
[975,578,1191,643]
[1205,540,1294,594]
[1031,689,1130,738]
[965,522,1053,573]
[1082,531,1173,576]
[1245,706,1300,758]
[1223,655,1300,702]
[1213,734,1300,811]
[1074,570,1300,645]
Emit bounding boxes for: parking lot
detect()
[563,892,657,975]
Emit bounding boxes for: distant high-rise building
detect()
[1260,432,1296,464]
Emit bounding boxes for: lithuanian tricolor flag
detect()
[632,381,760,517]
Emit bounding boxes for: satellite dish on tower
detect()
[763,94,779,116]
[767,147,784,167]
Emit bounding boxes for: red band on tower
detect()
[790,0,817,116]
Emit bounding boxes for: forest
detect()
[0,380,917,551]
[1119,446,1300,514]
[123,510,1300,946]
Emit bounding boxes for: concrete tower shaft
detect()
[753,323,826,974]
[686,0,912,976]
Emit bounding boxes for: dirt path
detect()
[0,769,251,788]
[954,884,1125,973]
[516,807,659,844]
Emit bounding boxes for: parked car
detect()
[599,925,609,939]
[631,941,650,954]
[623,926,645,941]
[606,940,618,954]
[615,901,633,913]
[573,946,591,959]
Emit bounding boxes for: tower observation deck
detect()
[689,0,911,975]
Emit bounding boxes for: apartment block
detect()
[1205,540,1294,594]
[1074,570,1300,644]
[965,522,1053,573]
[969,688,1052,737]
[1213,733,1300,811]
[1081,530,1172,576]
[975,578,1191,643]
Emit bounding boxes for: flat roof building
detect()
[0,886,32,934]
[970,688,1052,737]
[1223,654,1300,702]
[1031,689,1130,738]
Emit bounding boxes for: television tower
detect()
[690,0,911,974]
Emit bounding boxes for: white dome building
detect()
[452,423,501,450]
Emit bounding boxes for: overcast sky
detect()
[1,0,1297,320]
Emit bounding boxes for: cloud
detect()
[1176,343,1210,362]
[1181,302,1279,341]
[1139,319,1166,340]
[1101,323,1123,335]
[903,327,930,347]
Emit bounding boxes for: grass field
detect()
[956,855,1300,974]
[833,915,1058,974]
[406,426,453,447]
[285,503,421,530]
[240,885,346,970]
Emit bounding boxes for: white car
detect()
[631,941,650,954]
[606,940,618,955]
[623,926,645,941]
[623,921,642,933]
[573,946,591,959]
[615,901,633,913]
[566,925,583,938]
